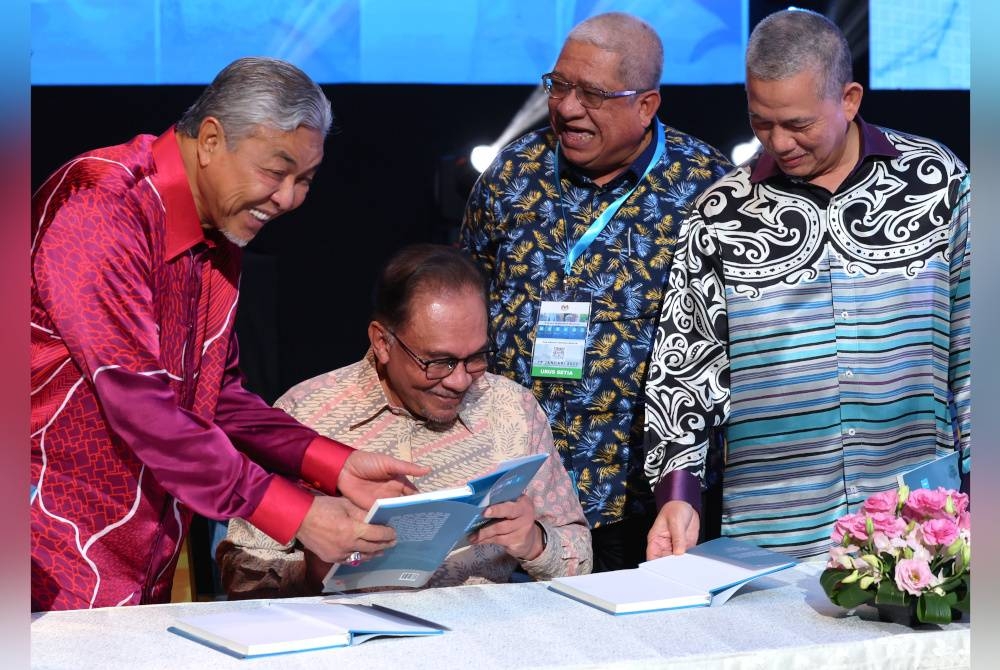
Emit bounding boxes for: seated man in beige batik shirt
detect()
[218,244,593,598]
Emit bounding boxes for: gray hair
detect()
[176,57,333,146]
[566,12,663,91]
[746,8,852,99]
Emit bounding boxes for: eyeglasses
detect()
[541,72,646,109]
[389,330,494,380]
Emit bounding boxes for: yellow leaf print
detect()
[628,255,652,281]
[515,190,542,211]
[603,495,626,519]
[499,159,513,183]
[513,211,537,226]
[597,464,622,481]
[521,143,547,162]
[618,205,640,219]
[594,307,622,322]
[582,254,602,275]
[588,357,614,375]
[630,361,646,387]
[533,228,554,252]
[540,271,559,292]
[566,415,584,440]
[663,161,681,184]
[508,263,528,277]
[591,391,616,413]
[591,333,617,357]
[595,444,618,466]
[510,240,534,263]
[646,172,665,192]
[611,377,634,396]
[519,161,542,177]
[687,166,713,181]
[577,468,592,496]
[613,265,633,290]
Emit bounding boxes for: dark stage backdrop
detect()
[30,84,970,401]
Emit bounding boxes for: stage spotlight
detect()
[469,84,550,172]
[730,137,762,165]
[470,144,499,173]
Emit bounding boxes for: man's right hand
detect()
[646,500,700,560]
[296,495,396,564]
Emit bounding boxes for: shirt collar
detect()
[151,126,210,260]
[558,122,658,188]
[749,116,902,184]
[348,349,477,433]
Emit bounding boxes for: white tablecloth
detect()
[30,562,969,669]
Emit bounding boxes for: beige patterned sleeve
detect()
[215,518,313,599]
[515,389,593,579]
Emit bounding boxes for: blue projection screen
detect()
[30,0,747,85]
[870,0,970,90]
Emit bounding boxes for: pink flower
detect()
[958,510,971,531]
[868,511,907,538]
[863,490,899,515]
[949,490,969,515]
[832,513,869,543]
[921,518,960,546]
[894,558,935,596]
[903,488,950,520]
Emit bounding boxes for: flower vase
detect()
[874,601,919,626]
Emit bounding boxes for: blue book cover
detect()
[323,453,547,591]
[897,451,961,491]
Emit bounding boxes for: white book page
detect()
[551,569,709,613]
[175,604,348,655]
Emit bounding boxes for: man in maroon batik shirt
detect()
[30,57,428,611]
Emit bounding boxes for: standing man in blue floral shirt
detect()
[460,12,732,571]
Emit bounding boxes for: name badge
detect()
[530,299,591,380]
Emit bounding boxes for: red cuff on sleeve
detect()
[653,469,703,514]
[300,435,355,495]
[245,476,315,545]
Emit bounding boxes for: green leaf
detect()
[820,568,875,608]
[820,568,848,598]
[917,593,954,625]
[874,580,909,607]
[835,583,875,608]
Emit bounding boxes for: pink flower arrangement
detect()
[821,486,970,625]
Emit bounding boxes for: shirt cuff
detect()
[653,469,703,514]
[300,436,355,495]
[245,476,315,545]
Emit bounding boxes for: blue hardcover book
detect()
[897,451,961,491]
[323,453,548,591]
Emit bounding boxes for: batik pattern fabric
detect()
[217,352,592,597]
[30,129,331,611]
[644,120,971,558]
[461,123,732,529]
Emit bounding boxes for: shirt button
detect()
[847,428,856,436]
[847,486,859,496]
[845,370,854,378]
[841,311,849,319]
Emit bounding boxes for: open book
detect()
[170,601,444,658]
[323,452,548,592]
[548,536,796,615]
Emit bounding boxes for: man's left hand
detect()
[338,451,430,509]
[471,494,544,561]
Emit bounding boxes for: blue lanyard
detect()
[556,120,665,276]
